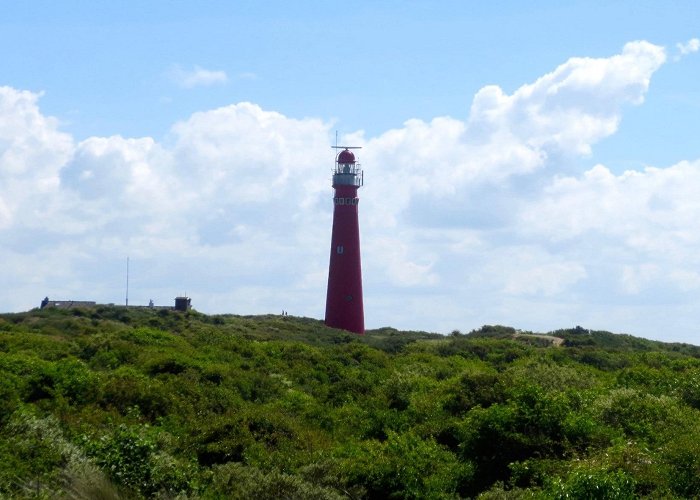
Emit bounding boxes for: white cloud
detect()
[466,41,665,157]
[170,65,229,88]
[0,86,73,230]
[519,159,700,303]
[621,264,659,294]
[6,40,700,343]
[520,160,700,251]
[367,236,439,287]
[498,249,587,296]
[368,41,665,189]
[676,38,700,59]
[0,91,335,311]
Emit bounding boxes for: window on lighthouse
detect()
[337,245,344,254]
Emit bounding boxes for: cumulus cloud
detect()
[465,40,665,157]
[169,65,229,88]
[520,161,700,249]
[0,86,73,230]
[5,40,700,342]
[359,41,666,233]
[497,248,588,296]
[367,235,439,287]
[519,159,700,297]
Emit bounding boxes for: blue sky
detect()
[1,1,700,342]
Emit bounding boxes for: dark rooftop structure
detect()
[40,297,97,310]
[174,296,191,312]
[40,296,192,311]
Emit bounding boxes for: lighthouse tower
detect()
[325,147,364,334]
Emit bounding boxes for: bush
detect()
[206,462,344,499]
[0,411,91,497]
[340,431,472,498]
[546,469,636,499]
[52,358,101,405]
[86,424,157,494]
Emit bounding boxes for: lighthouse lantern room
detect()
[324,147,365,334]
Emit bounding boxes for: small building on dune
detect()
[39,296,192,311]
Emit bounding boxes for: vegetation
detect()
[1,307,700,498]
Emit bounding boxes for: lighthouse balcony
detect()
[332,173,363,187]
[332,165,363,187]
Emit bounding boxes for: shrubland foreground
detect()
[2,307,700,498]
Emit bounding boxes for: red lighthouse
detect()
[325,147,365,334]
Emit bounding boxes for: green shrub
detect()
[52,358,101,405]
[546,468,636,499]
[340,431,472,499]
[0,411,90,497]
[83,424,197,497]
[662,432,700,497]
[205,462,344,499]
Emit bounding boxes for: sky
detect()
[1,1,700,343]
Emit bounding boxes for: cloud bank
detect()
[3,41,700,342]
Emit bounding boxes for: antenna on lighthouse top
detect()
[332,132,362,151]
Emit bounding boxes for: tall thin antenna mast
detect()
[125,256,129,307]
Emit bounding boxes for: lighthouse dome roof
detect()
[337,149,355,164]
